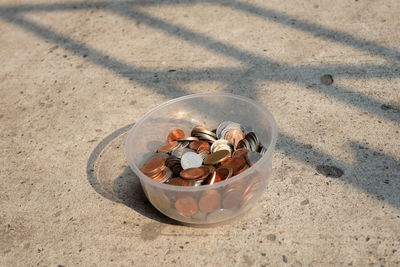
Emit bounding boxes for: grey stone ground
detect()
[1,0,400,266]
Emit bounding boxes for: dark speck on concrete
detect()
[282,255,288,263]
[320,74,334,85]
[4,250,11,254]
[266,234,276,241]
[316,165,344,178]
[261,252,266,256]
[366,236,370,241]
[381,103,400,112]
[168,69,176,72]
[301,199,309,205]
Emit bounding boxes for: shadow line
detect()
[112,7,400,123]
[86,123,179,224]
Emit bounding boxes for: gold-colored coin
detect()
[203,150,230,165]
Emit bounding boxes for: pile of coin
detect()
[147,174,267,220]
[140,121,265,187]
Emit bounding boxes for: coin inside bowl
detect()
[125,93,277,224]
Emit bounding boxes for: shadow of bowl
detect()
[86,123,179,225]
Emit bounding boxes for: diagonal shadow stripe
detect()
[111,7,400,123]
[0,13,188,99]
[222,0,400,63]
[1,0,400,62]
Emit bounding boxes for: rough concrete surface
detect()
[1,0,399,266]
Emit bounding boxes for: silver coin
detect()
[248,137,257,151]
[179,141,190,148]
[196,129,217,138]
[220,122,243,139]
[247,132,259,150]
[213,144,232,156]
[194,133,216,142]
[217,121,241,139]
[176,137,199,142]
[216,121,231,139]
[159,168,172,183]
[165,156,180,168]
[210,139,230,153]
[171,147,192,158]
[181,152,203,169]
[241,125,252,135]
[207,171,217,185]
[237,138,250,150]
[192,180,204,187]
[245,151,262,166]
[259,146,267,155]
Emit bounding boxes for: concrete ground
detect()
[1,0,399,266]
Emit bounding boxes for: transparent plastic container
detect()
[125,93,277,224]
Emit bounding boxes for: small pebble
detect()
[316,165,344,178]
[266,234,276,241]
[320,74,334,85]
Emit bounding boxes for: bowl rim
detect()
[125,92,278,191]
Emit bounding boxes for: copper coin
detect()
[224,129,245,147]
[232,148,250,158]
[198,190,221,213]
[156,141,179,153]
[222,188,243,209]
[192,125,208,131]
[221,156,247,173]
[204,150,230,165]
[180,167,210,180]
[242,179,265,203]
[241,180,265,206]
[234,164,250,175]
[152,168,171,183]
[140,157,166,175]
[167,129,185,143]
[215,166,233,183]
[227,178,246,191]
[167,177,191,186]
[175,197,198,217]
[189,140,208,150]
[196,142,210,153]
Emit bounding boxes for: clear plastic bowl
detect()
[125,93,277,224]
